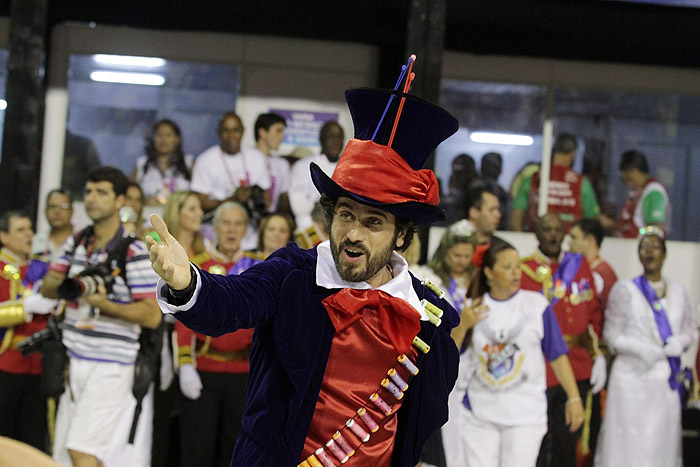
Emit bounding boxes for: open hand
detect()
[460,297,489,330]
[146,214,192,290]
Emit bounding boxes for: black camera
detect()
[57,262,117,301]
[244,184,267,225]
[18,317,67,398]
[18,316,63,357]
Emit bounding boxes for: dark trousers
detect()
[537,381,600,467]
[179,371,249,467]
[0,370,48,452]
[151,378,181,467]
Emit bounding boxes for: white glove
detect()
[612,334,665,368]
[663,335,684,357]
[22,294,58,319]
[178,364,202,400]
[590,355,607,394]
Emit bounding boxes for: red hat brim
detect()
[310,162,446,225]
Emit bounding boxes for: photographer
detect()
[41,167,161,467]
[0,211,56,452]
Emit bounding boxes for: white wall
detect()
[428,226,700,310]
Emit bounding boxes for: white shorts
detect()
[460,406,547,467]
[53,358,134,465]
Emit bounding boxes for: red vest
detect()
[615,176,660,238]
[526,165,583,232]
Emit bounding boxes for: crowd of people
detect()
[443,133,672,244]
[0,92,696,467]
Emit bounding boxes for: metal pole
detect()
[538,86,554,216]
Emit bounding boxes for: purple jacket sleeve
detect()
[541,305,569,361]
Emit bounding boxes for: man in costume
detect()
[615,149,670,238]
[568,218,618,312]
[0,211,56,452]
[147,59,460,466]
[512,133,600,232]
[520,213,605,467]
[176,201,261,466]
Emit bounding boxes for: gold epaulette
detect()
[0,300,27,328]
[190,252,211,267]
[520,262,543,283]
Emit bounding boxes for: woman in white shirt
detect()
[453,240,584,467]
[132,119,194,205]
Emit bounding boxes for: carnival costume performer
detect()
[455,241,584,467]
[520,213,605,467]
[146,56,461,466]
[594,226,697,467]
[0,212,56,451]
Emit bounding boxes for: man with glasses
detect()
[32,188,75,264]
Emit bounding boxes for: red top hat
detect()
[311,79,458,224]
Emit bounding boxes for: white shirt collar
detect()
[315,240,428,320]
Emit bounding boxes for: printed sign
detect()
[270,109,339,147]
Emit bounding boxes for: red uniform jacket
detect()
[176,250,257,373]
[589,257,617,312]
[520,250,603,387]
[0,252,49,375]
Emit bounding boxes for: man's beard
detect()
[330,236,396,283]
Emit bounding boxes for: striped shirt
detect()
[51,226,158,365]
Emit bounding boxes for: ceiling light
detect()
[93,54,166,67]
[0,99,6,110]
[90,71,166,86]
[470,131,534,146]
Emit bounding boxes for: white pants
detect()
[53,359,137,466]
[460,406,547,467]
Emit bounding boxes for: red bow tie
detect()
[322,288,421,354]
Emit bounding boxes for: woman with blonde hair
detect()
[428,219,479,312]
[161,191,207,261]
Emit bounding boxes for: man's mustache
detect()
[339,240,368,255]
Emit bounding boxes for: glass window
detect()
[64,54,241,198]
[436,80,547,229]
[552,87,700,240]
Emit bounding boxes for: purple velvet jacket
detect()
[169,243,459,466]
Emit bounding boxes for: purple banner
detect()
[270,109,339,147]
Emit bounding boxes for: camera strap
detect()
[68,226,135,287]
